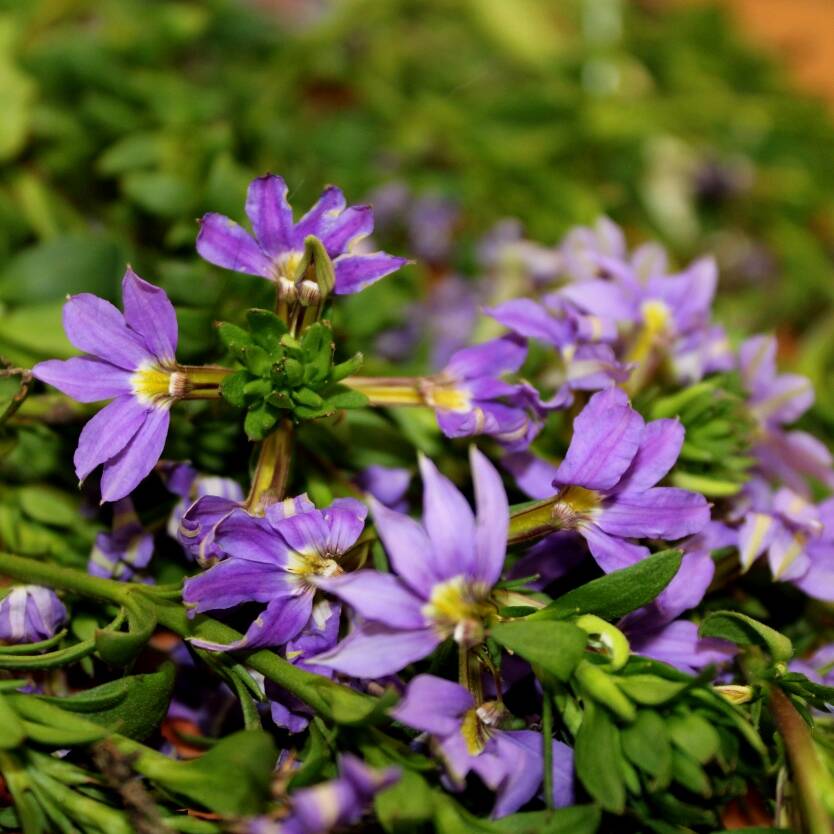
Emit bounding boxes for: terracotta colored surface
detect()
[692,0,834,106]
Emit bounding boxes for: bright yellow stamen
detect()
[425,385,471,412]
[461,708,489,755]
[625,298,672,367]
[422,576,493,644]
[286,549,342,581]
[739,513,773,572]
[131,365,174,405]
[552,486,601,529]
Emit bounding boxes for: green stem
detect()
[507,497,563,544]
[542,690,554,811]
[245,420,294,512]
[769,686,834,834]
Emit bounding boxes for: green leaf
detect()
[331,352,365,382]
[324,385,370,410]
[216,322,252,355]
[0,692,26,749]
[491,805,601,834]
[246,308,287,354]
[621,710,672,787]
[283,357,305,387]
[615,674,689,705]
[671,749,711,797]
[374,767,435,832]
[300,322,333,382]
[699,611,793,663]
[220,370,250,408]
[244,402,279,441]
[535,550,682,621]
[293,386,324,409]
[242,344,272,377]
[17,486,80,529]
[39,663,174,741]
[94,595,157,666]
[490,621,587,681]
[574,702,625,814]
[121,170,195,218]
[667,712,722,764]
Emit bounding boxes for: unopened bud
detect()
[277,276,298,302]
[298,280,322,307]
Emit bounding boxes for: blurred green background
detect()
[1,0,833,403]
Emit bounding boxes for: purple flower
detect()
[310,447,509,678]
[423,336,542,450]
[182,495,367,651]
[161,462,245,561]
[739,335,834,494]
[247,754,398,834]
[790,644,834,686]
[88,498,154,581]
[196,174,407,295]
[392,675,574,818]
[32,269,181,502]
[626,621,736,675]
[478,219,563,287]
[736,486,834,601]
[0,586,67,644]
[505,389,710,573]
[355,465,411,513]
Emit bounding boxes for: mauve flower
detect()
[790,644,834,686]
[504,388,710,573]
[739,334,834,494]
[392,675,574,818]
[161,462,244,561]
[310,448,509,678]
[0,586,67,644]
[736,486,834,601]
[88,498,154,581]
[355,465,411,513]
[247,754,398,834]
[478,219,563,287]
[197,174,407,295]
[183,495,367,651]
[424,336,542,450]
[33,269,181,502]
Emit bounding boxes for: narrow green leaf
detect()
[699,611,792,663]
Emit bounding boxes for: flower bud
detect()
[0,586,67,644]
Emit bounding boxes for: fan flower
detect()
[392,675,574,818]
[182,495,367,651]
[88,498,154,581]
[246,754,398,834]
[504,388,710,573]
[197,174,408,296]
[310,447,509,678]
[739,334,834,494]
[0,586,67,644]
[32,269,184,502]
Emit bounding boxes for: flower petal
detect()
[616,418,684,493]
[245,174,297,255]
[99,407,170,502]
[471,446,509,587]
[488,731,544,818]
[33,357,132,402]
[214,510,290,565]
[554,388,644,491]
[333,252,408,295]
[502,452,560,500]
[737,512,778,572]
[62,293,151,370]
[582,523,649,573]
[368,496,438,597]
[121,268,178,362]
[444,336,527,381]
[315,205,374,256]
[391,674,473,735]
[295,185,347,240]
[418,453,477,581]
[598,487,710,540]
[74,396,149,482]
[313,571,426,629]
[183,558,296,613]
[311,621,440,677]
[196,213,271,277]
[486,299,571,347]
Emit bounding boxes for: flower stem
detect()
[542,690,554,810]
[769,685,834,834]
[507,497,563,544]
[245,420,294,512]
[340,376,425,406]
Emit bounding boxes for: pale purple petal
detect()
[502,452,560,500]
[215,511,290,566]
[368,497,439,597]
[752,373,814,425]
[315,205,374,256]
[582,523,649,573]
[737,513,778,572]
[33,357,132,403]
[183,559,296,613]
[486,299,572,347]
[489,731,544,818]
[444,336,526,381]
[191,592,313,651]
[470,446,509,587]
[739,335,776,395]
[121,268,178,361]
[313,571,426,629]
[357,465,411,510]
[418,454,477,580]
[597,487,710,540]
[99,407,170,502]
[63,293,151,370]
[554,388,644,491]
[264,494,317,524]
[74,396,149,482]
[629,620,735,673]
[322,499,368,553]
[391,675,473,735]
[560,279,635,321]
[196,213,271,277]
[245,174,297,255]
[615,418,684,494]
[295,185,347,241]
[792,543,834,602]
[333,252,408,295]
[311,621,440,677]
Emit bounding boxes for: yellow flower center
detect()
[286,549,343,583]
[424,384,471,412]
[552,486,601,529]
[131,364,178,406]
[422,576,494,645]
[461,701,506,755]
